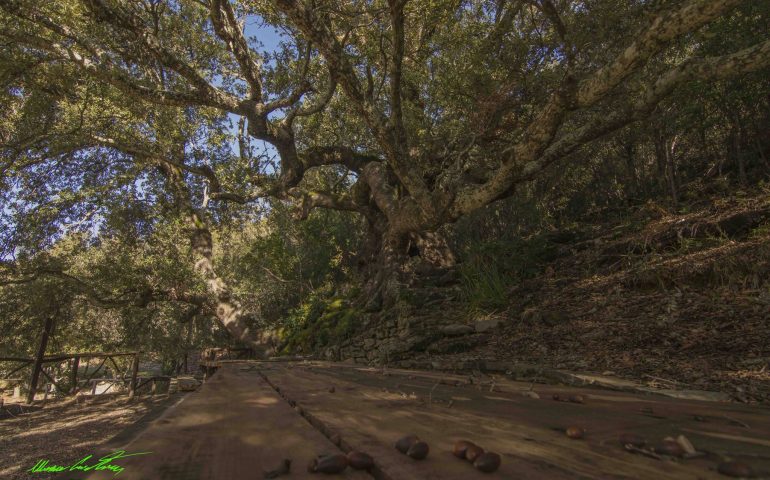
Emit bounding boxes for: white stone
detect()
[177,376,201,391]
[474,318,502,333]
[440,324,475,336]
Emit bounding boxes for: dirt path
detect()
[56,361,770,479]
[5,361,769,479]
[258,361,770,479]
[82,364,370,480]
[0,394,180,480]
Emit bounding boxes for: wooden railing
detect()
[3,345,255,403]
[0,351,140,403]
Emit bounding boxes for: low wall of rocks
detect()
[323,297,503,365]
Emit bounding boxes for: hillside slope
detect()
[324,189,770,403]
[433,191,770,402]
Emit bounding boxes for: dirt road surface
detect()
[80,361,770,479]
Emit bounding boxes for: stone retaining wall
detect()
[323,291,503,365]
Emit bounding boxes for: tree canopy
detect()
[1,0,768,351]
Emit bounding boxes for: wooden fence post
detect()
[128,353,139,399]
[27,316,54,404]
[70,356,80,394]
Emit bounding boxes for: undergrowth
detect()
[458,236,557,315]
[280,289,360,354]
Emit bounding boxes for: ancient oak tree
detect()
[1,0,768,345]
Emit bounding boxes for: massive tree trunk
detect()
[356,215,456,311]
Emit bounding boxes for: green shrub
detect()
[281,292,361,353]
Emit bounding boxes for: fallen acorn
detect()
[465,444,485,462]
[566,426,585,439]
[717,461,755,478]
[406,441,430,460]
[618,433,646,448]
[473,452,502,473]
[264,458,291,479]
[347,451,374,470]
[453,440,478,459]
[653,440,685,457]
[395,434,420,454]
[308,454,348,474]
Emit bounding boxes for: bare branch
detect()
[209,0,264,101]
[262,80,313,114]
[575,0,742,107]
[449,37,770,220]
[527,38,770,181]
[0,2,240,111]
[290,188,363,220]
[448,0,745,220]
[285,69,338,125]
[300,146,380,173]
[83,0,240,108]
[0,267,209,309]
[273,0,436,218]
[387,0,407,146]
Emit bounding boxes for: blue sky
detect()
[244,15,283,54]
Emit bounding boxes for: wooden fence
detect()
[0,351,140,403]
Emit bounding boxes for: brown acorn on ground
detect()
[653,440,685,457]
[453,440,478,459]
[347,451,374,470]
[308,454,348,474]
[465,444,485,462]
[473,452,502,473]
[395,434,420,454]
[566,426,585,439]
[264,458,291,478]
[717,461,755,478]
[406,441,430,460]
[618,433,646,448]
